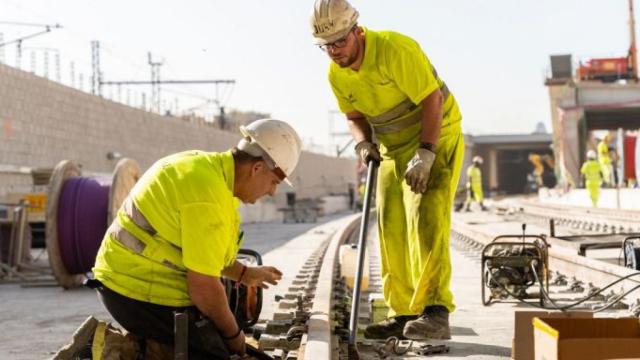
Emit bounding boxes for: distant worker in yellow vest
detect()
[581,150,603,207]
[528,153,544,187]
[597,134,612,186]
[465,156,487,211]
[91,119,302,359]
[311,0,464,340]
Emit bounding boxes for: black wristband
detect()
[221,326,242,340]
[419,142,437,152]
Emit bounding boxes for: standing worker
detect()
[91,119,302,359]
[581,150,603,208]
[598,134,612,186]
[464,156,487,211]
[310,0,464,340]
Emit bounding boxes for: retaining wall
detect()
[0,64,356,217]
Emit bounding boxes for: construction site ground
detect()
[357,211,515,360]
[3,208,605,360]
[0,212,349,360]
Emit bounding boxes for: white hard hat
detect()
[310,0,359,45]
[238,119,303,187]
[587,150,596,160]
[473,156,483,164]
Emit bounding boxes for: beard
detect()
[332,41,360,68]
[335,53,357,68]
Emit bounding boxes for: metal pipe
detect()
[14,199,28,268]
[7,205,19,268]
[348,159,378,345]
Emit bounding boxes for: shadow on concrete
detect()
[437,340,511,357]
[450,326,478,336]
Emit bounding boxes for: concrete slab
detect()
[359,209,605,359]
[259,213,360,320]
[360,217,513,359]
[539,188,640,210]
[443,244,514,359]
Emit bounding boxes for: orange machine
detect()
[577,0,638,82]
[577,56,634,82]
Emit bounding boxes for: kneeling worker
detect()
[91,119,302,358]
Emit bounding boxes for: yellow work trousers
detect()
[599,162,612,186]
[465,183,483,204]
[376,122,464,316]
[586,181,600,208]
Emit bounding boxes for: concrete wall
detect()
[546,81,640,187]
[0,64,356,212]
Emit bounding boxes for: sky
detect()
[0,0,634,153]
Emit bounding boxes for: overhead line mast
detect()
[92,42,236,126]
[0,22,62,69]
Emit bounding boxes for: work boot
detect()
[402,305,451,340]
[480,203,488,211]
[464,204,471,212]
[364,315,417,339]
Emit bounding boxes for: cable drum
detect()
[108,158,141,225]
[46,158,141,288]
[57,176,111,275]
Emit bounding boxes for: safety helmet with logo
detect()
[586,150,597,160]
[310,0,359,45]
[237,119,303,187]
[472,156,483,165]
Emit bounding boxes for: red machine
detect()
[577,56,634,82]
[577,0,638,82]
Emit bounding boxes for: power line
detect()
[0,21,62,28]
[0,22,62,70]
[93,44,236,126]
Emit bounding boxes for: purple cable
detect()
[57,176,111,274]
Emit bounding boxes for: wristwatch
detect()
[419,142,437,153]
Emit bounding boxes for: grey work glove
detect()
[354,140,381,164]
[404,148,436,194]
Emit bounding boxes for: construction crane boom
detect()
[629,0,638,79]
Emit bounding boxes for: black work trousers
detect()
[97,284,230,359]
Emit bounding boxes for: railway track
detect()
[9,199,634,359]
[251,214,361,360]
[253,201,640,359]
[451,202,640,315]
[507,199,640,234]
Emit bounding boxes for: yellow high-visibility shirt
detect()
[93,150,242,307]
[597,141,611,165]
[467,165,482,188]
[328,27,461,127]
[581,159,603,185]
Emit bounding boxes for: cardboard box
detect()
[533,317,640,360]
[512,311,592,360]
